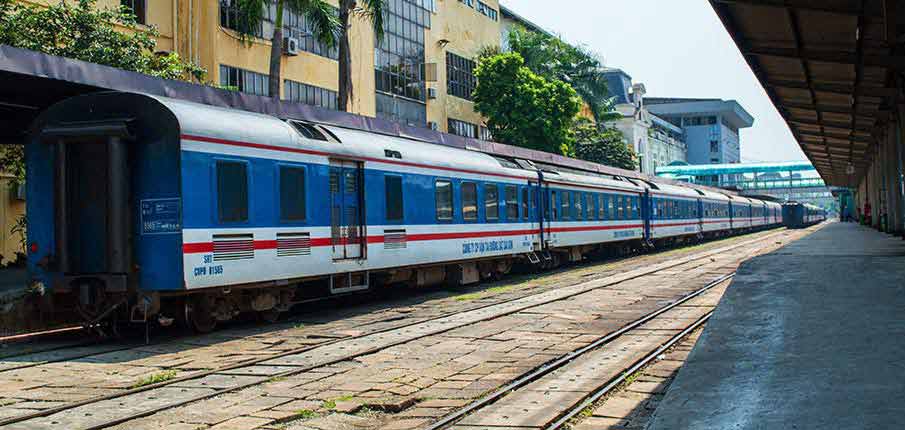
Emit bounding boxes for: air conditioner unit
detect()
[428,121,439,131]
[427,87,438,99]
[283,37,300,56]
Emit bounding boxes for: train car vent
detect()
[383,229,407,250]
[277,232,311,257]
[212,234,255,261]
[288,120,328,141]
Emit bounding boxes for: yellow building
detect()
[0,173,25,264]
[4,0,506,258]
[19,0,502,134]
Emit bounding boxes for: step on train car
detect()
[24,92,783,331]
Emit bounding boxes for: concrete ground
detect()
[0,268,27,296]
[647,222,905,430]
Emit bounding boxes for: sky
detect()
[501,0,808,163]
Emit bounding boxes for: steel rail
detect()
[424,274,732,430]
[545,311,712,429]
[0,229,781,429]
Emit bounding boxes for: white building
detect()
[603,68,687,174]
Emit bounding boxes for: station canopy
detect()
[710,0,904,187]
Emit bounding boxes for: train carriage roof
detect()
[643,181,702,200]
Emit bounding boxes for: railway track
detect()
[0,228,794,429]
[0,229,781,370]
[424,279,721,430]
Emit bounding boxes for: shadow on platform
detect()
[647,222,905,429]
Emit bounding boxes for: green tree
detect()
[0,0,209,186]
[572,119,637,171]
[231,0,339,98]
[473,52,581,155]
[338,0,385,111]
[0,0,205,82]
[506,26,618,123]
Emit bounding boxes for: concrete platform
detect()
[647,222,905,430]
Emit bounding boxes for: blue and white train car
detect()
[540,170,645,254]
[646,182,703,239]
[729,196,754,230]
[697,189,733,234]
[24,92,777,331]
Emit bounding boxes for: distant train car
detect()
[782,202,826,228]
[24,92,782,332]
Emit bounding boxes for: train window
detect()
[608,196,616,220]
[631,197,638,219]
[522,188,530,219]
[550,191,558,220]
[385,175,404,222]
[279,166,306,221]
[435,180,453,221]
[574,193,583,220]
[217,161,249,223]
[485,184,500,220]
[598,195,605,220]
[586,194,595,220]
[560,191,570,220]
[505,186,518,220]
[616,196,624,219]
[462,182,478,221]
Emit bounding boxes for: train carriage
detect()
[540,170,646,255]
[646,182,703,239]
[729,196,754,230]
[696,189,733,234]
[25,91,793,332]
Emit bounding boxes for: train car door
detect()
[530,180,543,250]
[329,160,364,260]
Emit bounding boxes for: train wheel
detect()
[185,297,217,334]
[259,309,281,324]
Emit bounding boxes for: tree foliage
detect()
[231,0,339,97]
[506,26,618,123]
[0,0,206,82]
[572,119,637,171]
[473,52,582,156]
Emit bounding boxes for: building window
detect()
[505,186,518,220]
[485,184,499,220]
[459,0,475,7]
[476,2,498,20]
[220,0,338,60]
[285,80,338,110]
[710,140,719,153]
[448,118,478,138]
[217,161,249,223]
[710,158,720,163]
[447,52,477,100]
[375,93,427,127]
[279,166,306,221]
[122,0,146,24]
[462,182,478,221]
[220,65,270,97]
[435,180,453,220]
[375,0,431,125]
[480,126,493,141]
[385,176,404,222]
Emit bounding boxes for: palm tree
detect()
[232,0,339,98]
[338,0,385,112]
